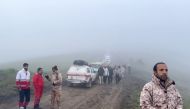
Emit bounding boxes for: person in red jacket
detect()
[33,67,44,109]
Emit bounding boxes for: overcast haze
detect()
[0,0,190,66]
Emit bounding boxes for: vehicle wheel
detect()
[86,80,92,88]
[67,82,73,87]
[94,77,99,84]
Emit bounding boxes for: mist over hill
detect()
[1,50,189,91]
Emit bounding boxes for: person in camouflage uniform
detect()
[140,62,183,109]
[45,65,62,109]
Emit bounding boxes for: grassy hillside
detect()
[0,69,18,101]
[0,52,105,72]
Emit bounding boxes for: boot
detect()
[20,107,24,109]
[34,104,39,109]
[38,104,43,109]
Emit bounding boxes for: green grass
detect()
[0,69,18,100]
[127,90,141,109]
[183,92,190,109]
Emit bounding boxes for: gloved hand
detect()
[45,75,50,80]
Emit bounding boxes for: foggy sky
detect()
[0,0,190,64]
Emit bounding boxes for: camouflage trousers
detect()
[50,90,61,109]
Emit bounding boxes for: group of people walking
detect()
[97,64,126,85]
[16,63,62,109]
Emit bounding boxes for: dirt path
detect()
[30,83,123,109]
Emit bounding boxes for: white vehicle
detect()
[89,62,103,73]
[104,55,111,65]
[66,65,97,88]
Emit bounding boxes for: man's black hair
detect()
[37,67,42,72]
[23,63,29,67]
[153,62,166,72]
[52,65,58,71]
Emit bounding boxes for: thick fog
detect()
[0,0,190,77]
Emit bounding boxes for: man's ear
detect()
[154,71,157,76]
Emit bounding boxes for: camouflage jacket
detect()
[140,75,183,109]
[49,72,62,91]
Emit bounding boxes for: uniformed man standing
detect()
[140,62,183,109]
[45,65,62,109]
